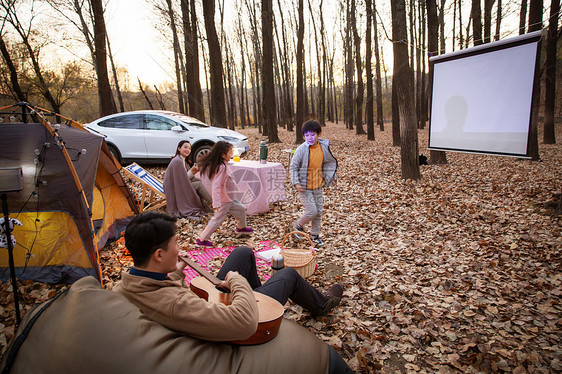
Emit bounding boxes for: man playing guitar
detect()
[113,212,351,373]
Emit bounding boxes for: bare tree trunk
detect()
[276,0,294,131]
[0,35,26,101]
[427,0,447,164]
[137,78,154,109]
[90,0,116,116]
[154,85,167,110]
[420,0,428,129]
[439,0,446,52]
[225,43,237,130]
[319,1,327,126]
[519,0,528,34]
[165,0,186,114]
[471,0,483,45]
[202,0,227,127]
[181,0,204,121]
[543,0,559,144]
[494,0,502,41]
[245,0,262,131]
[190,0,205,121]
[106,36,124,112]
[296,0,305,143]
[236,10,247,129]
[458,0,464,49]
[483,0,495,43]
[344,0,354,130]
[262,0,279,142]
[373,2,384,131]
[366,0,375,140]
[416,0,422,128]
[527,0,543,160]
[391,0,420,180]
[391,82,401,146]
[352,0,366,135]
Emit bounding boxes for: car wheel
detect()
[191,144,212,163]
[108,144,121,164]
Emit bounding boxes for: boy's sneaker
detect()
[293,223,305,241]
[235,227,254,236]
[196,239,213,247]
[310,235,324,248]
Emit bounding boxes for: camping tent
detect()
[0,104,139,284]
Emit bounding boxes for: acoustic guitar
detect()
[179,255,284,345]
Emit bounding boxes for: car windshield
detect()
[166,113,209,128]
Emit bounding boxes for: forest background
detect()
[1,0,560,168]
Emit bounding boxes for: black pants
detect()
[217,246,353,374]
[217,246,328,315]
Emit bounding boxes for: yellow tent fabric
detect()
[0,212,91,269]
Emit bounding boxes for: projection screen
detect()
[428,30,543,157]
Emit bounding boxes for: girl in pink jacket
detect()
[196,141,253,247]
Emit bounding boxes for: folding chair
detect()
[123,163,166,212]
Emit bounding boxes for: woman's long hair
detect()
[174,140,191,166]
[199,141,232,180]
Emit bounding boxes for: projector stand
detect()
[1,193,21,325]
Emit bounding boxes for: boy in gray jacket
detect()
[290,120,338,247]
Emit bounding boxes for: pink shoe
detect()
[235,227,254,235]
[196,239,213,247]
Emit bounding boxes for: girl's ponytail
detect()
[199,141,233,180]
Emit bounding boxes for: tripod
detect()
[1,193,21,325]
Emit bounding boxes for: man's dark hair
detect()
[302,120,322,135]
[124,212,178,267]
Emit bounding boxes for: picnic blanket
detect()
[181,241,282,283]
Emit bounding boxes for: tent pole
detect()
[1,193,21,325]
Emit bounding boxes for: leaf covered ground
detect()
[1,122,561,373]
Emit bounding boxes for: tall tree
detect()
[295,0,305,143]
[543,0,559,144]
[165,0,186,114]
[202,0,227,127]
[0,35,26,102]
[527,0,543,160]
[344,0,354,130]
[391,0,420,179]
[90,0,117,116]
[352,0,366,135]
[494,0,502,41]
[181,0,205,121]
[373,2,384,131]
[471,0,483,45]
[483,0,496,43]
[427,0,447,164]
[519,0,528,34]
[366,0,375,140]
[262,0,279,142]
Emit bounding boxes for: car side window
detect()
[145,114,179,131]
[98,115,142,129]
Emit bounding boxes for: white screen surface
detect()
[428,33,541,157]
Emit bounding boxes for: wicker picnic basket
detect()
[280,231,317,278]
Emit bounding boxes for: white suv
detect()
[85,110,249,164]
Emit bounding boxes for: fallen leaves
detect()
[1,123,561,373]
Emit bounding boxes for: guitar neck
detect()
[179,256,221,286]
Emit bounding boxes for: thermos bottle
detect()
[259,139,268,164]
[271,253,284,275]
